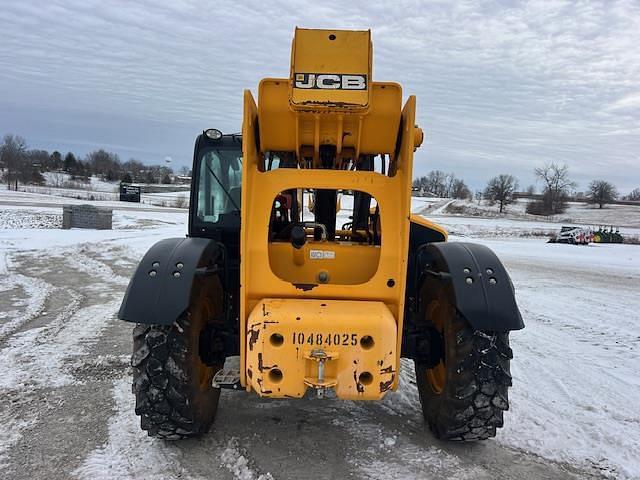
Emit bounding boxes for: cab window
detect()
[196,148,242,223]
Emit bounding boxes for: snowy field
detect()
[1,191,639,479]
[440,198,640,229]
[19,175,190,209]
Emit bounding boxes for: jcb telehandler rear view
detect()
[119,28,523,441]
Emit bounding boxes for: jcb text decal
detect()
[294,73,367,90]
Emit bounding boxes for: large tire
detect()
[131,279,223,439]
[415,289,513,441]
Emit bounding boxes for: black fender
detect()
[118,237,221,325]
[417,242,524,331]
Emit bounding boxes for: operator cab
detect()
[189,129,242,254]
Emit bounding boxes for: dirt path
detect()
[0,243,604,480]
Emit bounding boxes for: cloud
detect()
[606,92,640,112]
[0,0,638,192]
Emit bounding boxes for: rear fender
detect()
[118,237,221,325]
[417,242,524,331]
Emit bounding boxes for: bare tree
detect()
[534,163,576,214]
[426,170,447,197]
[624,188,640,201]
[588,180,618,209]
[0,134,28,190]
[484,174,518,213]
[87,149,121,179]
[475,190,482,205]
[451,178,471,199]
[444,173,456,198]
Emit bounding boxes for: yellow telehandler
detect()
[119,28,523,441]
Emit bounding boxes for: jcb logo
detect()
[294,73,367,90]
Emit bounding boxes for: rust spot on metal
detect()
[262,303,270,316]
[248,325,260,351]
[247,368,253,379]
[377,359,384,366]
[380,365,395,374]
[379,373,395,393]
[257,353,277,372]
[256,377,273,395]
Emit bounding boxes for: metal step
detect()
[212,368,242,390]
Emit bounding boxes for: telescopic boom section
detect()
[240,28,424,399]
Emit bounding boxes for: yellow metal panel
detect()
[258,79,296,152]
[246,298,397,400]
[268,241,380,285]
[409,214,449,241]
[358,82,402,154]
[290,28,371,110]
[240,89,260,387]
[259,79,401,155]
[392,97,418,381]
[240,168,411,391]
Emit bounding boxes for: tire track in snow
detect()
[0,251,53,340]
[0,290,97,388]
[341,392,486,479]
[0,397,38,469]
[76,379,274,480]
[66,248,130,287]
[74,377,195,480]
[0,290,82,471]
[0,246,130,473]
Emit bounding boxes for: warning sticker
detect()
[310,250,335,260]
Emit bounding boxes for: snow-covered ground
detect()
[476,238,640,479]
[1,187,188,212]
[1,190,639,479]
[41,172,120,193]
[445,198,640,229]
[20,175,190,208]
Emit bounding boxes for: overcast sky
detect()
[1,0,638,193]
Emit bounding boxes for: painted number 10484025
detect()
[292,332,357,346]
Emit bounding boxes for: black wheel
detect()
[131,278,223,439]
[415,287,513,441]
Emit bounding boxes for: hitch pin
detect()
[318,357,325,383]
[311,349,327,398]
[317,359,326,398]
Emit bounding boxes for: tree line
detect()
[412,171,472,199]
[0,133,187,190]
[415,162,637,216]
[2,133,637,211]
